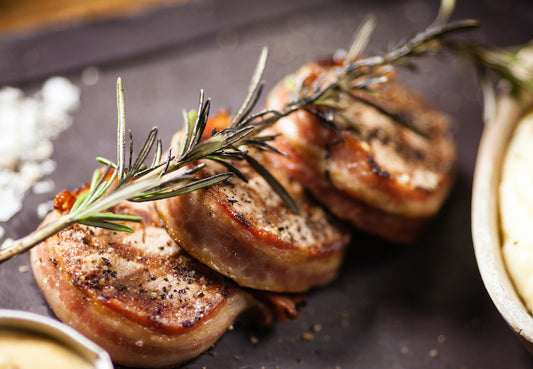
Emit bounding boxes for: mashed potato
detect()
[500,111,533,312]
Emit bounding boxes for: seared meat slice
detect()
[31,197,283,368]
[157,131,350,293]
[264,60,456,242]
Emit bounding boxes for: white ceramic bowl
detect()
[472,94,533,351]
[0,309,113,369]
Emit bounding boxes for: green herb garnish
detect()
[1,0,531,263]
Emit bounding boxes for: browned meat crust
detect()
[31,200,254,368]
[264,60,456,242]
[156,130,350,293]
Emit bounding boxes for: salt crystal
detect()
[40,159,57,175]
[0,238,14,250]
[20,162,41,184]
[33,139,54,162]
[42,76,81,113]
[33,180,55,195]
[0,76,80,232]
[0,86,23,103]
[0,186,22,222]
[18,265,29,273]
[37,201,53,219]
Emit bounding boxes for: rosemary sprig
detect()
[0,47,297,263]
[444,41,533,121]
[266,17,479,139]
[1,0,531,264]
[214,14,479,144]
[249,0,531,137]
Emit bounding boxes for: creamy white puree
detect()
[500,111,533,312]
[0,330,93,369]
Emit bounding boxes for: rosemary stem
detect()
[0,174,163,264]
[0,214,76,263]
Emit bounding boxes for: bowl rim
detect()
[0,309,113,369]
[471,95,533,346]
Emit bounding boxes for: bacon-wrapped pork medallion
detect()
[156,114,351,293]
[264,60,456,242]
[31,191,297,368]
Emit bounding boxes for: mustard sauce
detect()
[0,330,93,369]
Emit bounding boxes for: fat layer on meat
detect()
[31,199,264,368]
[156,128,350,293]
[264,60,456,242]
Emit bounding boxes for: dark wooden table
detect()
[0,0,187,35]
[0,0,532,368]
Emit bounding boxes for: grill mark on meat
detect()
[367,154,392,179]
[233,212,252,228]
[51,229,227,330]
[157,126,350,292]
[197,158,346,253]
[32,197,300,367]
[263,59,456,241]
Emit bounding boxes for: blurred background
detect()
[0,0,187,34]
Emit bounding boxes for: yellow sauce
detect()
[0,330,93,369]
[500,111,533,312]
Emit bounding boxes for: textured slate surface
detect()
[1,0,533,368]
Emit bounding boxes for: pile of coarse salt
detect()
[0,77,80,242]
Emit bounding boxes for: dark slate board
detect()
[1,0,533,368]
